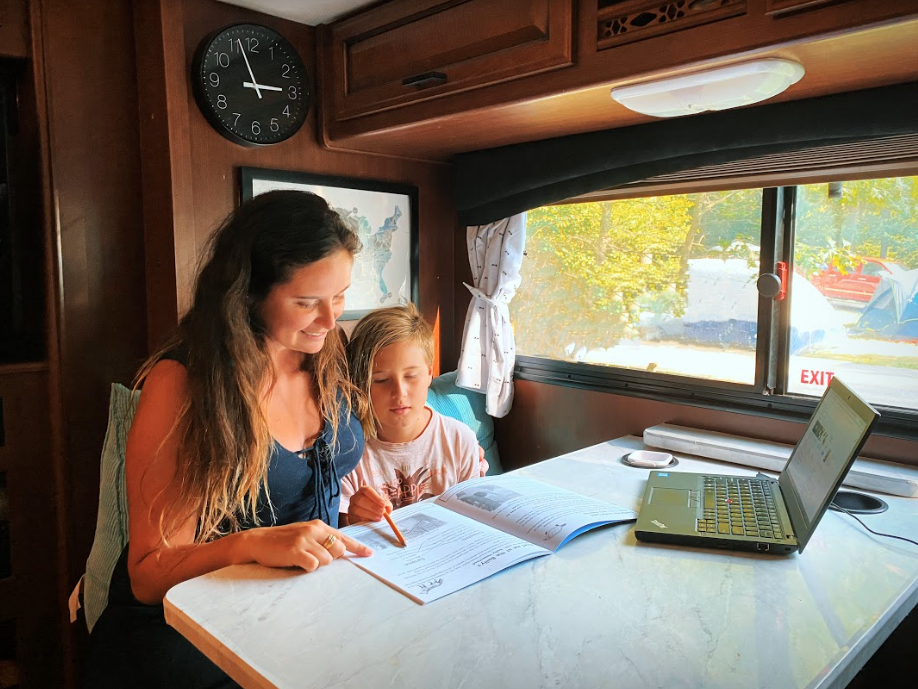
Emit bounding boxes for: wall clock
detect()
[191,24,309,146]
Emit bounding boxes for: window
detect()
[511,175,918,435]
[515,189,765,385]
[788,178,918,411]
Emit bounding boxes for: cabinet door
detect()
[0,0,28,59]
[597,0,747,51]
[0,369,61,688]
[325,0,574,121]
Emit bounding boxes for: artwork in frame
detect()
[240,167,419,320]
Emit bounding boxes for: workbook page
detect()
[436,475,637,551]
[342,500,550,604]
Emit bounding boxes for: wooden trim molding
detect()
[134,0,199,350]
[29,1,72,685]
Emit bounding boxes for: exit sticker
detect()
[800,369,835,386]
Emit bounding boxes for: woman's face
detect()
[259,249,353,355]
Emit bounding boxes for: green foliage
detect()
[795,238,863,280]
[688,188,762,260]
[796,177,918,269]
[513,191,757,356]
[511,176,918,361]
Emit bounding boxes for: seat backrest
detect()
[427,371,502,474]
[83,383,139,631]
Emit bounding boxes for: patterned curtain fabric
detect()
[456,214,527,417]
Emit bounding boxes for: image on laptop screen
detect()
[783,382,871,525]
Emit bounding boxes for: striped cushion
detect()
[83,383,139,631]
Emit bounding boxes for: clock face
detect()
[192,24,309,146]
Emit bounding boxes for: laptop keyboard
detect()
[697,476,785,539]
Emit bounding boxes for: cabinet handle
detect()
[402,71,448,89]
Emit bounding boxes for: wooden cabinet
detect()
[319,0,918,160]
[597,0,746,51]
[765,0,852,15]
[0,367,61,688]
[322,0,574,122]
[0,0,28,59]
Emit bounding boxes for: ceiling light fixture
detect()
[610,58,805,118]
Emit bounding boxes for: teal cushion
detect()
[427,371,501,475]
[83,383,139,631]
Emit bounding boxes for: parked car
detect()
[810,257,908,303]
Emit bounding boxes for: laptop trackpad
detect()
[649,487,692,507]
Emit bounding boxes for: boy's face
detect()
[370,340,433,441]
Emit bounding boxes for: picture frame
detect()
[240,167,419,320]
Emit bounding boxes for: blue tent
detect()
[857,267,918,340]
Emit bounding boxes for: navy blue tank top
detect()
[161,346,363,530]
[106,348,362,609]
[252,400,363,530]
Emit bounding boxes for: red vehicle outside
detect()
[810,257,907,303]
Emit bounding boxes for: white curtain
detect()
[456,214,527,417]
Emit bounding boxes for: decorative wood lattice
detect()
[597,0,746,50]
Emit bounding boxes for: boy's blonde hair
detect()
[347,303,434,439]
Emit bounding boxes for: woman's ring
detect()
[322,534,337,550]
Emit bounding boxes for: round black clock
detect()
[191,24,309,146]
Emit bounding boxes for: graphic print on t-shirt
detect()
[383,465,436,508]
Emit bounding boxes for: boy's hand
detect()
[478,446,489,477]
[348,486,392,525]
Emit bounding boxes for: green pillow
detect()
[427,371,501,475]
[83,383,139,631]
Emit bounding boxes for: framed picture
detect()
[240,167,419,320]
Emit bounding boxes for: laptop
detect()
[634,377,879,554]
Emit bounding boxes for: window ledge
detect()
[514,356,918,441]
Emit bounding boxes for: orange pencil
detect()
[383,511,407,547]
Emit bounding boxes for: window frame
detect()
[512,173,918,441]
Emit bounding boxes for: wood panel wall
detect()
[31,0,150,685]
[496,379,918,471]
[137,0,458,372]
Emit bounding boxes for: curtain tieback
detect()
[464,283,506,308]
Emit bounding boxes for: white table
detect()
[164,436,918,689]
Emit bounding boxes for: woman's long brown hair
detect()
[136,190,362,543]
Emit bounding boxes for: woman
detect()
[86,190,371,688]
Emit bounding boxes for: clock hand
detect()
[237,38,262,99]
[243,81,283,92]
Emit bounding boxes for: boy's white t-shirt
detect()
[340,407,479,511]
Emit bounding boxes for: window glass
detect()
[512,190,764,384]
[790,176,918,410]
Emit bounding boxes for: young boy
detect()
[340,303,486,525]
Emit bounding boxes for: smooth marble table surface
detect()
[164,436,918,689]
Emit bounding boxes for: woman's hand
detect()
[478,446,489,477]
[347,486,392,525]
[243,520,372,572]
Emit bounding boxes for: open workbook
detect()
[341,475,637,604]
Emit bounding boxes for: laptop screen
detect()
[780,377,878,550]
